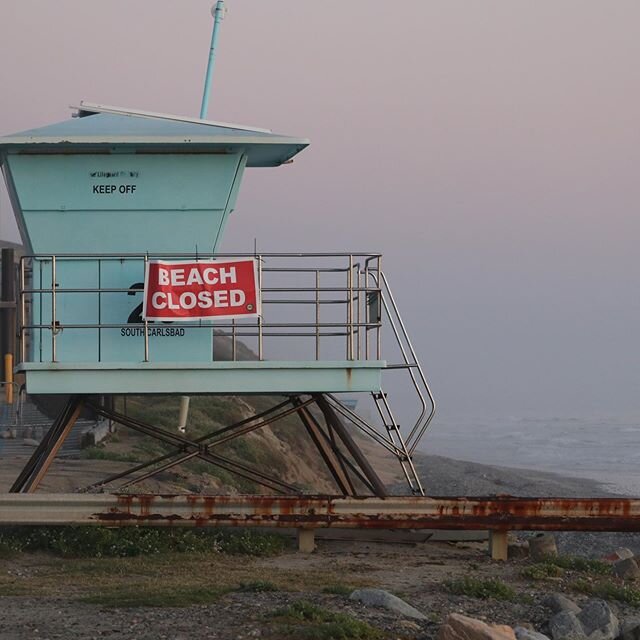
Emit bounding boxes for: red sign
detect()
[142,259,260,321]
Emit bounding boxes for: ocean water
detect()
[421,416,640,496]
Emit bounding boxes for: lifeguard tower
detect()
[0,9,434,498]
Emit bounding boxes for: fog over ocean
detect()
[421,416,640,497]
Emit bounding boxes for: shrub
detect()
[522,563,564,580]
[445,576,516,601]
[269,600,384,639]
[572,578,640,606]
[545,555,611,575]
[0,526,286,558]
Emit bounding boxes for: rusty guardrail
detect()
[2,494,638,559]
[1,494,639,530]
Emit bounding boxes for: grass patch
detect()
[322,584,354,596]
[236,580,279,593]
[0,550,374,603]
[572,578,640,606]
[521,563,564,580]
[268,600,384,639]
[214,529,287,557]
[0,583,32,596]
[545,555,611,575]
[445,576,516,601]
[522,555,611,582]
[0,526,287,559]
[80,446,142,463]
[80,585,225,608]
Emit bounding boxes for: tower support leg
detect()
[314,394,387,498]
[292,397,355,496]
[10,395,84,493]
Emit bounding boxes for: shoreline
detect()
[409,452,618,498]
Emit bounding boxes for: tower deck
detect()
[18,360,385,395]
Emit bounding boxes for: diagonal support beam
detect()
[11,395,84,493]
[292,397,355,496]
[85,399,309,494]
[313,394,387,498]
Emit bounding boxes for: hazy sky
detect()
[1,1,639,424]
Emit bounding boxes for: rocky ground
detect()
[2,531,640,640]
[1,450,639,639]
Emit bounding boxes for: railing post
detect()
[51,255,57,363]
[364,260,369,360]
[315,269,320,360]
[376,256,382,360]
[97,259,102,363]
[143,254,149,362]
[356,264,361,360]
[347,255,354,360]
[257,255,263,360]
[231,318,237,361]
[20,257,26,364]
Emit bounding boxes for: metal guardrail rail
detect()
[1,493,639,559]
[0,493,637,530]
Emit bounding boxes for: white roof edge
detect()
[0,134,308,146]
[72,101,274,135]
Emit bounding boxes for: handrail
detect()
[18,253,384,365]
[380,272,436,454]
[365,270,436,456]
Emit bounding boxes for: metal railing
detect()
[18,253,386,365]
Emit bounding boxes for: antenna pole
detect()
[200,1,226,119]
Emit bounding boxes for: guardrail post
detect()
[489,530,508,561]
[297,528,316,553]
[4,355,13,404]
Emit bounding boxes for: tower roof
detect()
[0,102,309,167]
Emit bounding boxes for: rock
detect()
[515,627,551,640]
[529,534,558,561]
[509,542,530,560]
[349,588,426,620]
[577,599,619,640]
[548,611,585,640]
[602,548,634,563]
[543,594,582,615]
[613,558,640,580]
[436,613,515,640]
[618,621,640,640]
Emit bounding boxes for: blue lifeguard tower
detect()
[0,12,434,497]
